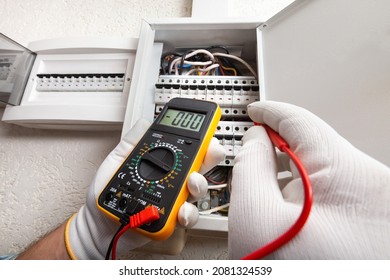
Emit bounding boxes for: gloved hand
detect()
[229,101,390,259]
[65,119,225,259]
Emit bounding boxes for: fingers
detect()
[247,101,343,177]
[177,201,199,228]
[199,137,226,175]
[228,125,287,259]
[179,138,225,229]
[230,125,283,208]
[187,172,208,202]
[247,101,342,151]
[194,137,225,200]
[180,138,225,227]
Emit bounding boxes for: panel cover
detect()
[0,33,36,105]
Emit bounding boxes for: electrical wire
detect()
[241,124,313,260]
[105,224,125,260]
[105,206,160,260]
[173,60,214,75]
[162,47,255,77]
[206,45,230,54]
[221,65,237,76]
[204,166,230,185]
[212,52,257,78]
[170,49,215,74]
[199,203,230,215]
[185,64,220,76]
[111,225,130,260]
[208,183,228,190]
[160,52,181,74]
[218,65,226,76]
[179,49,194,75]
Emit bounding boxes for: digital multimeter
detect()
[97,98,221,240]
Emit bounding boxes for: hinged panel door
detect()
[0,33,36,105]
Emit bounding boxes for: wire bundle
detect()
[160,47,257,78]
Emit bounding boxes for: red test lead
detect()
[241,124,313,260]
[108,206,160,260]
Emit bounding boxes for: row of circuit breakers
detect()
[35,74,126,92]
[154,75,259,166]
[1,62,124,92]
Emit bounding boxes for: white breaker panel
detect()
[18,51,134,116]
[2,37,137,130]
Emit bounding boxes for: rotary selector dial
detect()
[138,146,175,181]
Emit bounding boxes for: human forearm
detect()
[16,221,70,260]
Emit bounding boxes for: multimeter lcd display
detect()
[159,109,206,132]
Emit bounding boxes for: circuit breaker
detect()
[1,35,137,130]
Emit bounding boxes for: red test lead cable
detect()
[241,124,313,260]
[108,206,160,260]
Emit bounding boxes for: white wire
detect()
[185,49,215,60]
[168,57,180,74]
[185,64,220,76]
[207,183,228,190]
[167,49,257,78]
[212,52,257,78]
[169,49,215,74]
[183,61,213,66]
[199,203,230,215]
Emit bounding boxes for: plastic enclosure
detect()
[1,37,138,130]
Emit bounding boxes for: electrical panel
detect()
[1,35,138,130]
[122,19,265,238]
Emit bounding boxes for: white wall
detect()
[0,0,292,259]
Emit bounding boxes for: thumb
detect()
[231,125,283,206]
[228,126,304,259]
[229,125,283,258]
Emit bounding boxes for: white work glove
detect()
[65,119,225,259]
[229,101,390,259]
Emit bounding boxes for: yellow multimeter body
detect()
[97,98,221,240]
